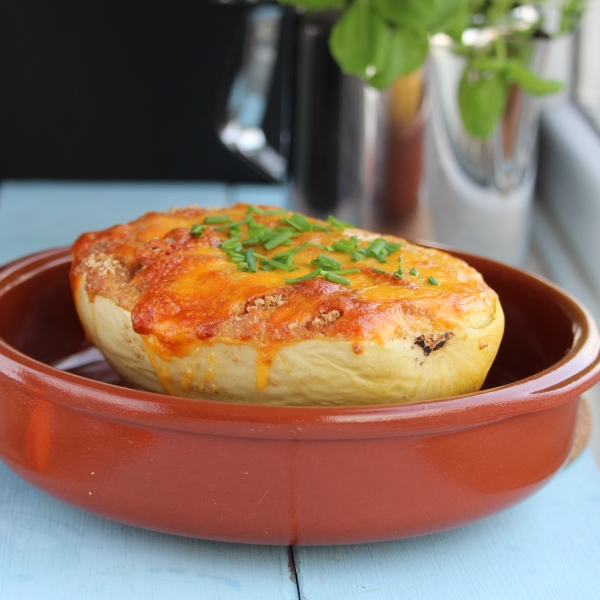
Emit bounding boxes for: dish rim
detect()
[0,246,599,441]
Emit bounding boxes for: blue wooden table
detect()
[1,181,600,600]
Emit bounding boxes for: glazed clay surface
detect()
[0,248,598,544]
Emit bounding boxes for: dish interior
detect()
[0,254,577,396]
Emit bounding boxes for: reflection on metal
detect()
[218,5,287,182]
[219,7,425,228]
[429,32,550,194]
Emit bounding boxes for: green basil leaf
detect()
[371,0,466,31]
[429,0,469,31]
[442,7,470,41]
[329,0,388,78]
[278,0,345,9]
[505,60,564,95]
[470,57,508,72]
[458,68,507,139]
[371,0,435,28]
[368,26,428,88]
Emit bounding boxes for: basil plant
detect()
[278,0,584,138]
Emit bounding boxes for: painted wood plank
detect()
[294,451,600,600]
[0,461,299,600]
[0,180,229,264]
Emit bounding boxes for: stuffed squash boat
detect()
[70,204,504,406]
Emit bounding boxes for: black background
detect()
[0,1,276,182]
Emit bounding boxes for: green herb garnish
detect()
[272,242,310,263]
[220,238,242,251]
[245,249,257,273]
[428,276,439,285]
[204,215,230,224]
[247,205,288,216]
[285,269,322,284]
[312,253,342,271]
[263,230,293,250]
[410,267,419,276]
[327,215,354,231]
[324,271,351,285]
[283,213,313,232]
[213,220,248,231]
[332,237,359,254]
[190,223,205,237]
[264,259,298,272]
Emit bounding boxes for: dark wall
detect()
[0,1,273,182]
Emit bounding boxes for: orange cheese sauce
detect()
[71,204,497,370]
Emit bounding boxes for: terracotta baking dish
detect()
[0,247,599,545]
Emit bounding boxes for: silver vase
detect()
[426,18,555,265]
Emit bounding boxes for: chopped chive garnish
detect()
[410,267,418,276]
[328,215,354,230]
[284,269,321,284]
[283,213,313,232]
[253,252,269,260]
[237,262,249,272]
[230,256,245,263]
[242,236,261,246]
[351,250,367,262]
[309,243,336,252]
[393,266,404,279]
[220,238,242,250]
[368,239,386,255]
[213,219,247,230]
[367,238,388,262]
[204,215,230,224]
[373,268,387,274]
[247,205,288,215]
[190,223,205,237]
[428,276,439,285]
[245,249,257,273]
[263,231,293,250]
[265,259,298,272]
[347,238,403,264]
[272,242,310,262]
[325,271,351,285]
[332,238,358,254]
[311,253,342,271]
[336,268,361,275]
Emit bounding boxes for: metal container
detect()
[218,4,425,228]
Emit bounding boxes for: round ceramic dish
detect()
[0,247,599,546]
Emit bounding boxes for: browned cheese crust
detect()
[70,204,504,405]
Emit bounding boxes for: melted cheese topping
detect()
[70,204,503,403]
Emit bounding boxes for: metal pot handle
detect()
[218,4,287,182]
